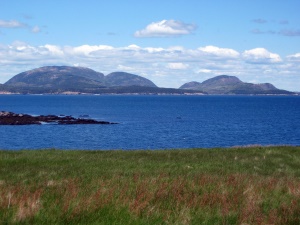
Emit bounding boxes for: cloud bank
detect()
[0,42,299,91]
[243,48,282,63]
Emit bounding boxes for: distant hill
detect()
[180,81,202,89]
[0,83,17,93]
[105,72,156,87]
[3,66,201,94]
[5,66,106,89]
[4,66,160,93]
[180,75,293,94]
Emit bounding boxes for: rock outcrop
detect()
[0,111,117,125]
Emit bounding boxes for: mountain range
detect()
[5,66,156,88]
[0,66,198,94]
[180,75,293,94]
[0,66,295,95]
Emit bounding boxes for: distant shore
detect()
[0,91,299,96]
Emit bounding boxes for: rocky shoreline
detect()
[0,111,117,125]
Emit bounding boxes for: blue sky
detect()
[1,0,300,91]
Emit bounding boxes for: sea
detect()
[0,95,300,150]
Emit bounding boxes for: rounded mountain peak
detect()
[105,72,157,87]
[202,75,242,85]
[5,66,105,89]
[179,81,201,89]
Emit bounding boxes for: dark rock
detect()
[0,111,117,125]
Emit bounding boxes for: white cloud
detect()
[43,44,64,56]
[72,45,114,55]
[117,65,135,71]
[0,20,26,28]
[144,47,165,53]
[167,63,189,70]
[198,46,240,58]
[126,44,141,50]
[287,53,300,61]
[197,69,212,73]
[31,26,41,33]
[134,20,197,37]
[8,41,38,53]
[0,19,43,34]
[243,48,282,63]
[168,46,185,51]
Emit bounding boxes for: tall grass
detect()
[1,146,300,224]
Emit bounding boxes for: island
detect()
[0,111,117,125]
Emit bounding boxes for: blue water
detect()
[0,95,300,150]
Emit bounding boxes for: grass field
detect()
[1,146,300,224]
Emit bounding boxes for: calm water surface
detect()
[0,95,299,150]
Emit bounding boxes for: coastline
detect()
[0,91,299,96]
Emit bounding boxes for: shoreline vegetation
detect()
[1,146,300,224]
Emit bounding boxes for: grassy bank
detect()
[1,146,300,224]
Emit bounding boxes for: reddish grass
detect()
[1,173,300,224]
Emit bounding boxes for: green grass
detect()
[1,146,300,224]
